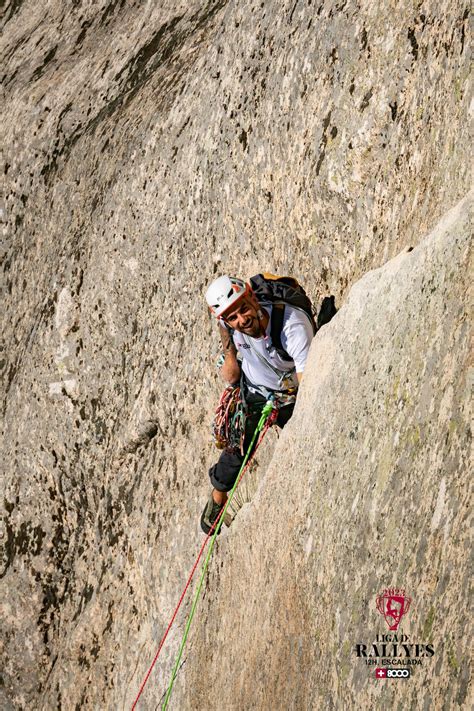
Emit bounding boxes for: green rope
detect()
[161,400,275,710]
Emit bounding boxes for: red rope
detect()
[131,416,275,710]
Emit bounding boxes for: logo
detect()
[376,588,412,631]
[353,586,435,678]
[375,668,410,679]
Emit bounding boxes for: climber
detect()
[200,274,315,534]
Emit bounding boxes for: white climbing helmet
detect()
[205,275,250,318]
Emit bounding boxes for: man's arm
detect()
[219,324,241,384]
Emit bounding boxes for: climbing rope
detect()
[162,400,276,710]
[131,400,278,710]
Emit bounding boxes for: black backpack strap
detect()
[270,303,293,361]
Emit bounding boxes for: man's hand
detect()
[219,322,235,354]
[218,323,240,384]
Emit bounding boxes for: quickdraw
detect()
[212,385,246,453]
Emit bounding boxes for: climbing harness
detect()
[240,370,297,410]
[131,400,278,710]
[212,385,246,453]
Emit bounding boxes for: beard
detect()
[236,309,265,337]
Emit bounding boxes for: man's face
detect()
[222,296,262,337]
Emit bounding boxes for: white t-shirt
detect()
[232,304,314,391]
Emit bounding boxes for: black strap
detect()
[270,303,292,361]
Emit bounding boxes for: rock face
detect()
[0,1,471,709]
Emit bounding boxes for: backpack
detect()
[249,273,336,362]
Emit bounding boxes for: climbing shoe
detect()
[200,495,225,535]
